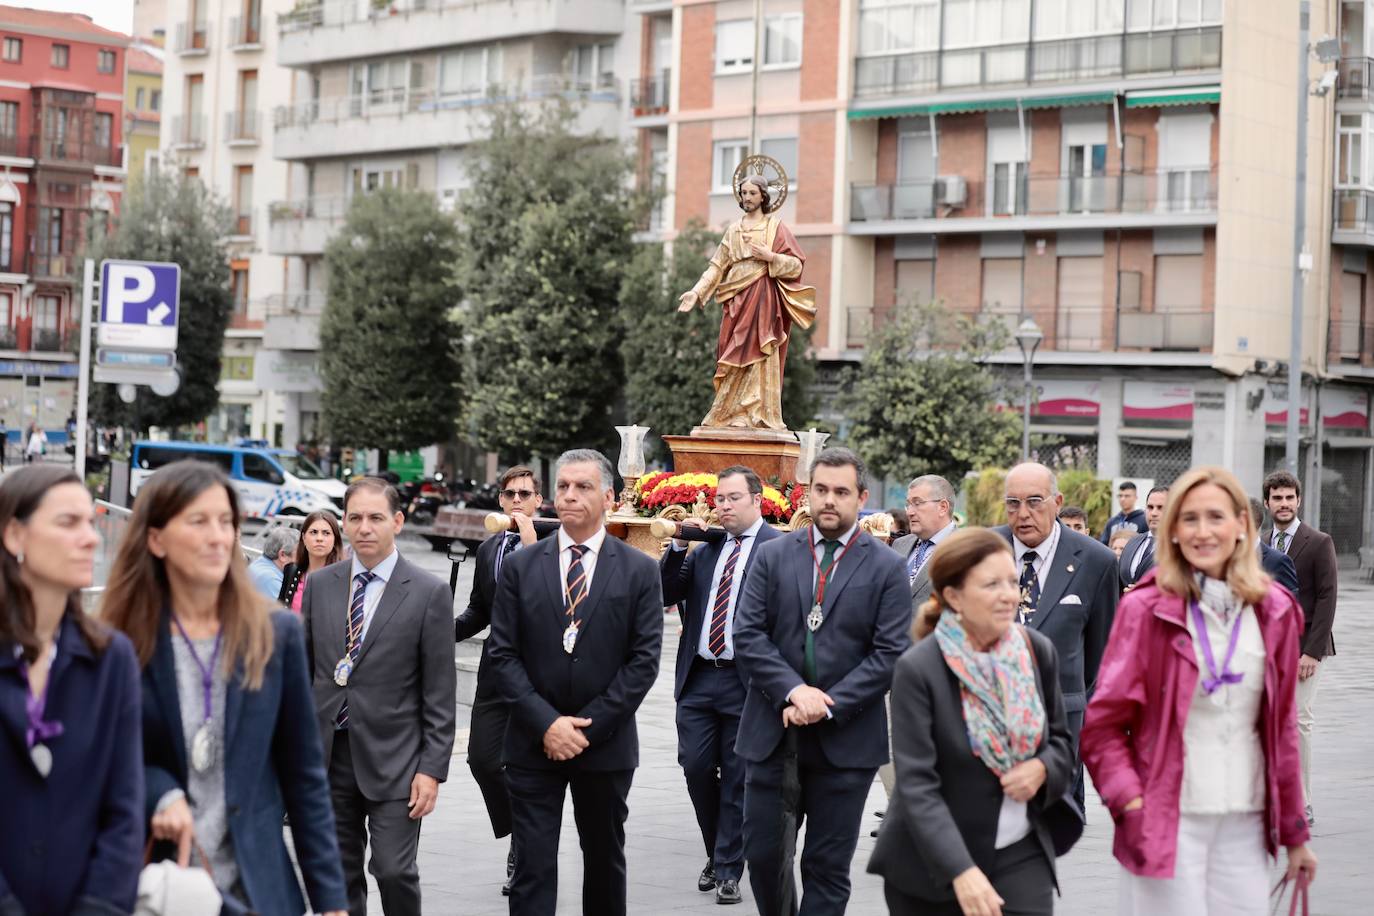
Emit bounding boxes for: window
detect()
[150,89,161,112]
[572,42,615,88]
[351,165,404,192]
[242,453,284,485]
[0,208,10,270]
[221,356,255,381]
[760,137,799,184]
[1127,0,1223,31]
[0,100,16,136]
[716,20,754,74]
[1057,256,1104,349]
[981,258,1024,313]
[230,262,249,315]
[858,1,939,55]
[1154,253,1203,311]
[233,166,253,234]
[97,49,115,73]
[0,292,10,329]
[1338,114,1366,188]
[39,208,63,255]
[138,446,233,473]
[764,15,802,67]
[135,87,145,110]
[943,0,1031,48]
[987,119,1028,215]
[1035,0,1123,39]
[51,44,69,68]
[239,70,258,114]
[712,140,748,192]
[896,259,934,305]
[439,46,502,98]
[33,295,59,331]
[1158,110,1212,210]
[2,37,20,62]
[94,112,113,150]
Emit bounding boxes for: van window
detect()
[242,452,286,486]
[137,446,234,474]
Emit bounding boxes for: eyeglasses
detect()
[715,492,755,505]
[906,497,946,510]
[501,489,537,501]
[1004,496,1049,513]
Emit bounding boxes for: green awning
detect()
[1124,86,1220,108]
[848,91,1116,120]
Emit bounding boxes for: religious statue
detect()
[677,155,816,430]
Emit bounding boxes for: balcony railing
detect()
[853,26,1221,97]
[1329,318,1374,363]
[274,75,620,129]
[30,328,73,353]
[850,169,1216,223]
[34,137,121,167]
[232,209,254,236]
[0,132,29,158]
[0,327,16,350]
[173,21,210,54]
[843,305,1212,352]
[280,0,532,33]
[171,114,206,148]
[228,15,262,47]
[268,195,349,223]
[630,71,670,115]
[225,110,261,143]
[1334,188,1374,237]
[265,292,327,316]
[30,254,74,279]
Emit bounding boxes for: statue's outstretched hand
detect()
[677,291,699,313]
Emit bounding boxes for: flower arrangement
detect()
[634,471,796,523]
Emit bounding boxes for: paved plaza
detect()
[370,538,1374,915]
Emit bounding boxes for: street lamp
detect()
[1014,317,1043,461]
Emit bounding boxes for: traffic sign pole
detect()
[75,258,95,481]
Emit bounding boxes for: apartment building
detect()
[160,0,287,444]
[637,0,1374,551]
[266,0,639,447]
[126,42,163,185]
[0,6,127,444]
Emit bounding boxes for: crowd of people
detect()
[0,445,1333,916]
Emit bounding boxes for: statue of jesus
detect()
[677,171,816,430]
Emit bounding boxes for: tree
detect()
[842,302,1020,484]
[87,170,233,432]
[620,222,822,462]
[320,188,463,455]
[454,101,641,461]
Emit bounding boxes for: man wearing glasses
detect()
[994,462,1119,810]
[888,475,958,614]
[454,466,546,895]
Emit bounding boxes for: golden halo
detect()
[733,154,788,214]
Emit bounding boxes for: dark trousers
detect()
[328,731,423,916]
[882,834,1053,916]
[467,693,512,839]
[742,732,876,916]
[1068,709,1086,816]
[676,659,747,881]
[505,764,634,916]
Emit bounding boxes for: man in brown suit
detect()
[1262,470,1337,825]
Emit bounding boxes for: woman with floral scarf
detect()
[869,528,1074,916]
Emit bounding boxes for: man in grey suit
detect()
[994,462,1118,810]
[302,476,457,916]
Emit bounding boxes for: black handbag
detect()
[1018,627,1086,857]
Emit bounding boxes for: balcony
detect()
[853,26,1221,98]
[272,77,620,160]
[630,71,670,116]
[0,132,31,159]
[268,196,348,255]
[171,114,206,150]
[30,253,75,280]
[228,15,263,49]
[0,326,16,350]
[1333,188,1374,246]
[31,327,77,353]
[849,169,1217,234]
[173,21,210,55]
[225,110,261,145]
[264,292,326,351]
[231,208,255,237]
[1329,318,1374,365]
[277,0,625,67]
[34,137,121,168]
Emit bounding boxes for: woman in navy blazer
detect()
[0,466,144,916]
[102,461,346,916]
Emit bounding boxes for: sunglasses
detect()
[501,488,538,501]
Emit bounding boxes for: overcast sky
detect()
[13,0,134,34]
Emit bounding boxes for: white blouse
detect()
[1179,580,1267,815]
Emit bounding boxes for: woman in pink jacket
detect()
[1081,465,1316,914]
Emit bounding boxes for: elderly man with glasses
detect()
[993,462,1119,812]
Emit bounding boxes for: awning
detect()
[1124,85,1220,108]
[848,91,1117,120]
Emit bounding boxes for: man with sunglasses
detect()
[454,466,546,895]
[994,462,1119,811]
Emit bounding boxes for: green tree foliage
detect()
[454,101,640,460]
[88,170,232,431]
[1055,468,1112,534]
[320,188,462,452]
[964,467,1008,527]
[842,302,1020,483]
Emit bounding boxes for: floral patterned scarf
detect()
[934,611,1046,777]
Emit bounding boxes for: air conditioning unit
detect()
[934,175,967,208]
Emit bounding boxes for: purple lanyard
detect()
[17,652,64,749]
[1189,599,1246,695]
[171,616,224,723]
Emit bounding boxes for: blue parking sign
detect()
[97,260,181,350]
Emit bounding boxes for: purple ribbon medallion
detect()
[1189,599,1246,695]
[171,615,224,774]
[18,656,64,778]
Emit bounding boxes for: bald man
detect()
[994,463,1119,811]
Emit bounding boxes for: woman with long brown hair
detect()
[1082,466,1316,914]
[869,527,1074,916]
[0,465,143,916]
[278,510,344,611]
[102,460,347,916]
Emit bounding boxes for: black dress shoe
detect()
[716,879,742,905]
[698,861,716,892]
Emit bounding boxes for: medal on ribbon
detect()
[807,604,824,632]
[333,657,353,687]
[563,623,579,654]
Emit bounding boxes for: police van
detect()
[130,441,345,518]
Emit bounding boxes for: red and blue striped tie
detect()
[707,536,744,657]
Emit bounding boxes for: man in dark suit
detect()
[996,462,1118,809]
[302,476,457,916]
[734,447,911,916]
[1099,480,1148,545]
[1262,470,1338,824]
[454,465,544,895]
[660,465,780,905]
[1119,485,1169,589]
[487,448,663,916]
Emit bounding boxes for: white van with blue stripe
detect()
[130,441,344,518]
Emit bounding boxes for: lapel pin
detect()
[1066,565,1075,573]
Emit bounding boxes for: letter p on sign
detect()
[98,260,181,351]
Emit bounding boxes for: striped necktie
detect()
[336,569,376,729]
[707,536,745,657]
[565,544,590,619]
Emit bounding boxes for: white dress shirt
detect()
[557,525,608,599]
[693,517,765,661]
[1012,521,1061,590]
[349,547,400,644]
[1271,519,1301,553]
